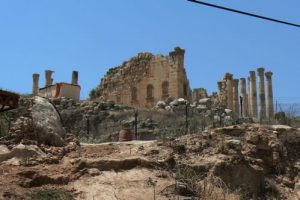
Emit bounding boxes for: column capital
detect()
[224,73,233,80]
[240,78,246,83]
[265,71,273,79]
[233,79,239,85]
[45,69,54,74]
[249,71,256,78]
[33,73,39,79]
[257,67,265,76]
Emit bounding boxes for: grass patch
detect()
[30,188,74,200]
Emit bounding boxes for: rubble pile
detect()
[153,97,252,127]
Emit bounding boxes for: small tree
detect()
[147,177,157,200]
[89,88,97,99]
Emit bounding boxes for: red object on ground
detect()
[119,128,134,142]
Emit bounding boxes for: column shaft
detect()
[72,71,79,85]
[247,76,252,116]
[224,73,233,110]
[265,72,274,119]
[32,74,39,95]
[45,70,54,87]
[257,67,266,119]
[232,79,239,114]
[249,71,258,118]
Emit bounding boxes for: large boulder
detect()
[32,97,66,146]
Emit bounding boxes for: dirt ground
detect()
[1,124,300,200]
[0,141,183,200]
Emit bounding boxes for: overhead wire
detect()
[187,0,300,28]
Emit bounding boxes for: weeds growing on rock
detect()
[173,165,240,200]
[30,188,74,200]
[147,177,157,200]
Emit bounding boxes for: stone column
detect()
[247,76,251,116]
[240,78,247,117]
[232,79,239,115]
[32,73,39,96]
[245,94,249,116]
[45,70,54,87]
[72,71,78,85]
[249,71,258,118]
[257,67,266,120]
[265,71,274,119]
[224,73,233,110]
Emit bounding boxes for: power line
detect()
[187,0,300,28]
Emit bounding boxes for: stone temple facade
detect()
[92,47,192,108]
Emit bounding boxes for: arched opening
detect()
[147,84,154,100]
[162,81,169,99]
[131,87,138,102]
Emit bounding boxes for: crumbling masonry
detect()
[92,47,194,108]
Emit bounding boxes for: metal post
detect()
[134,110,138,140]
[240,96,243,117]
[185,102,189,134]
[86,116,90,135]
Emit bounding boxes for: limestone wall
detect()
[39,85,57,98]
[192,88,208,102]
[59,84,80,100]
[39,83,80,101]
[93,47,192,108]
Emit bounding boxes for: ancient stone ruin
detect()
[91,47,198,108]
[217,67,274,120]
[32,70,81,100]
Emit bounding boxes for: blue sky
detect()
[1,0,300,105]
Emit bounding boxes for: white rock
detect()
[198,98,210,104]
[0,145,10,155]
[271,125,293,131]
[165,106,172,111]
[178,98,186,104]
[170,99,179,107]
[197,105,207,110]
[156,101,166,109]
[225,109,232,114]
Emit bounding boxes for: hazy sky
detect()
[1,0,300,104]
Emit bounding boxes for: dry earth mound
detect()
[0,123,300,199]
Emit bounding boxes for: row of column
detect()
[219,68,274,120]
